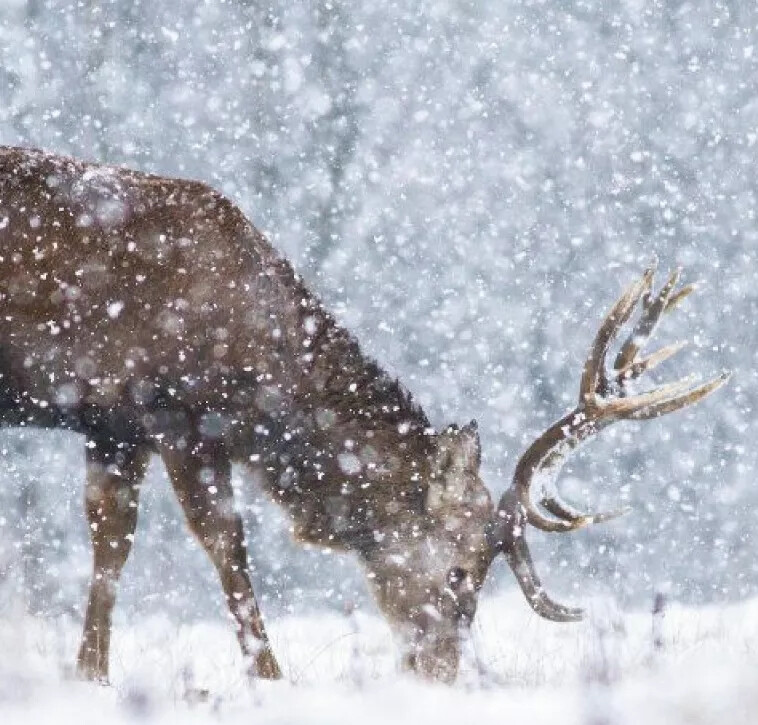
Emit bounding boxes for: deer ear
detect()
[454,420,481,472]
[437,420,480,472]
[427,422,482,510]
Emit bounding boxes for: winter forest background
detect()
[0,0,752,628]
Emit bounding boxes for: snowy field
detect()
[1,593,756,725]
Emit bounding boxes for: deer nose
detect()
[443,569,477,625]
[453,591,477,626]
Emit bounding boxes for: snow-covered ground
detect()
[1,592,756,725]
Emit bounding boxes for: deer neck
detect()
[241,406,433,552]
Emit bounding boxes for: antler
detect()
[489,263,728,620]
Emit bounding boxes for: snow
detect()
[1,594,756,725]
[107,301,125,319]
[0,0,754,720]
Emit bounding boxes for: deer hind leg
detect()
[77,440,150,682]
[160,438,282,680]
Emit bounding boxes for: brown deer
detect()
[0,146,727,683]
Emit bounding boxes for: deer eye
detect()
[447,566,467,589]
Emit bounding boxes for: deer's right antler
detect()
[519,262,727,533]
[488,263,728,621]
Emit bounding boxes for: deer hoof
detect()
[252,648,283,680]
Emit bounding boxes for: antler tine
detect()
[579,263,655,403]
[614,267,683,373]
[602,373,728,419]
[507,410,628,533]
[616,341,687,384]
[665,283,695,313]
[489,493,583,621]
[626,372,730,420]
[539,491,590,521]
[538,452,630,523]
[540,492,631,525]
[504,530,584,622]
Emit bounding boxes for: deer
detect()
[0,145,727,684]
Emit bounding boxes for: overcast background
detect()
[0,0,752,627]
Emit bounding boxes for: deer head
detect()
[360,264,727,682]
[360,421,494,681]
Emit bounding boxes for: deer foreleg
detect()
[77,440,150,682]
[161,437,282,680]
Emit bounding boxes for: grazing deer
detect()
[0,146,727,683]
